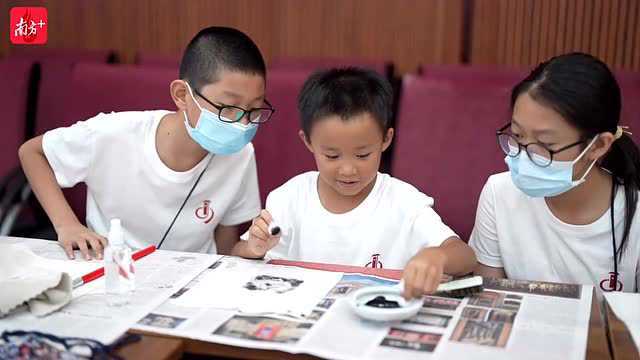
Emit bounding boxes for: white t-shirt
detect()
[470,172,640,292]
[42,110,261,253]
[248,171,457,269]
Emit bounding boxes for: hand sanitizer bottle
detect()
[105,218,135,306]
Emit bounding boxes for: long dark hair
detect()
[511,52,640,261]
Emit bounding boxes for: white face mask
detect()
[183,82,258,155]
[506,136,599,197]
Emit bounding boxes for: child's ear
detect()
[590,132,615,161]
[298,130,314,153]
[382,128,394,152]
[170,80,188,110]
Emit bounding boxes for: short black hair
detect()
[179,26,266,91]
[297,67,393,137]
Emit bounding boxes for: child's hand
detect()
[247,210,281,258]
[401,247,447,299]
[56,222,107,260]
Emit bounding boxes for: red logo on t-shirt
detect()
[366,253,383,268]
[195,200,214,224]
[10,7,48,45]
[599,271,623,292]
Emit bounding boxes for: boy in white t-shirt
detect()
[232,68,476,298]
[19,27,273,258]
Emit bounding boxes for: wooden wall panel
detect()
[2,1,639,72]
[0,0,464,74]
[470,0,640,71]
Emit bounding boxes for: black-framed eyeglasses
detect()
[496,123,586,167]
[193,88,275,124]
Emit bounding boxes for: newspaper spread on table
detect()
[0,237,218,344]
[133,256,594,360]
[171,256,342,317]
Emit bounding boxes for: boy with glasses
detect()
[19,27,272,259]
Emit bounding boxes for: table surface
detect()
[115,334,183,360]
[605,299,640,360]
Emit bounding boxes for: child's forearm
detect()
[214,224,241,255]
[475,263,506,278]
[18,136,80,229]
[438,237,477,276]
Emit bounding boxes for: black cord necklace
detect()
[157,156,213,249]
[600,178,622,292]
[610,179,618,278]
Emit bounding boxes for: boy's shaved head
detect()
[179,26,266,91]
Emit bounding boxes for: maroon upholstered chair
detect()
[618,72,640,144]
[3,50,112,236]
[252,70,316,205]
[391,75,512,241]
[0,59,35,178]
[9,49,115,136]
[9,48,115,62]
[56,63,178,222]
[65,63,177,122]
[135,52,181,68]
[0,59,36,230]
[420,64,526,88]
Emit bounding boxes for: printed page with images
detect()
[170,256,342,317]
[0,237,217,344]
[134,258,594,359]
[361,277,592,360]
[134,264,392,355]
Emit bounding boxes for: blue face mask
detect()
[505,136,599,198]
[183,83,258,155]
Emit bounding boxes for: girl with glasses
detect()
[471,53,640,293]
